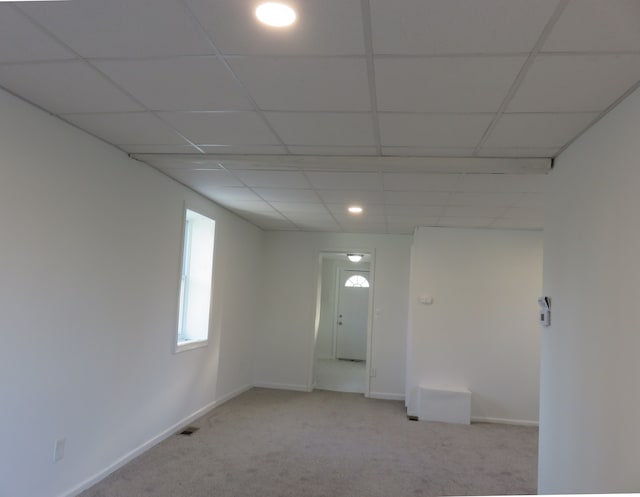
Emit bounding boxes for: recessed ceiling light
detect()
[348,206,363,214]
[347,254,364,263]
[255,2,297,27]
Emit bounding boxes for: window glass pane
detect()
[177,209,215,349]
[345,275,369,288]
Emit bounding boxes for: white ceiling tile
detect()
[508,54,640,112]
[254,189,320,203]
[370,0,558,54]
[205,188,261,203]
[162,169,244,189]
[379,114,493,148]
[381,147,476,157]
[94,57,253,111]
[228,57,371,111]
[265,112,376,147]
[485,113,599,148]
[336,220,388,233]
[383,173,459,191]
[0,61,143,114]
[443,206,508,218]
[449,192,524,207]
[294,223,342,233]
[0,6,74,63]
[62,112,188,145]
[384,191,450,206]
[385,205,444,217]
[288,146,377,156]
[257,222,299,231]
[232,170,311,188]
[543,0,640,53]
[199,145,288,154]
[122,144,202,154]
[386,215,440,226]
[282,212,336,224]
[186,0,365,56]
[455,174,547,193]
[477,147,560,157]
[491,218,543,230]
[269,202,328,214]
[320,192,385,208]
[218,199,275,212]
[158,112,280,145]
[375,57,525,112]
[19,0,214,58]
[439,217,494,228]
[240,209,290,221]
[306,172,381,191]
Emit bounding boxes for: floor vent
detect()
[179,426,200,436]
[407,415,419,422]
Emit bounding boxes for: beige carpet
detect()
[78,388,537,497]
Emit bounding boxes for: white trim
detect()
[367,392,405,401]
[471,416,539,427]
[253,382,311,392]
[56,384,253,497]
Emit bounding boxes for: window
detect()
[176,208,215,351]
[344,275,369,288]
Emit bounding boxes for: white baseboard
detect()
[367,392,405,401]
[253,381,311,392]
[58,384,253,497]
[471,416,539,427]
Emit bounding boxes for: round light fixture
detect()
[255,2,297,27]
[347,254,363,263]
[348,205,363,214]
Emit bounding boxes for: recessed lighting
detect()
[255,2,297,27]
[348,205,363,214]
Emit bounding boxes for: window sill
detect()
[174,339,208,353]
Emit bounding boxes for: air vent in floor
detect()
[179,426,200,436]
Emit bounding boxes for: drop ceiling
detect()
[1,0,639,234]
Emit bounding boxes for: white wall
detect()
[539,85,640,493]
[0,88,263,497]
[407,227,542,424]
[254,231,411,399]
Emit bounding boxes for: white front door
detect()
[335,269,370,361]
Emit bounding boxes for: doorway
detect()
[313,252,372,394]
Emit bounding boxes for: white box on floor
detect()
[418,385,471,424]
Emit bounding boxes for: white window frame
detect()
[175,206,216,353]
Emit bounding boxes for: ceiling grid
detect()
[2,0,639,233]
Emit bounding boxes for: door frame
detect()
[309,248,376,397]
[334,267,371,360]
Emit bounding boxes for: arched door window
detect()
[344,275,370,288]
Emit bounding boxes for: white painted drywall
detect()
[0,88,263,497]
[539,85,640,493]
[254,232,411,399]
[407,227,542,424]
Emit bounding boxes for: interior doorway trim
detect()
[309,248,376,397]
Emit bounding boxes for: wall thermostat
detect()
[538,296,551,326]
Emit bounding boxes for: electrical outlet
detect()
[370,368,377,378]
[53,438,65,463]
